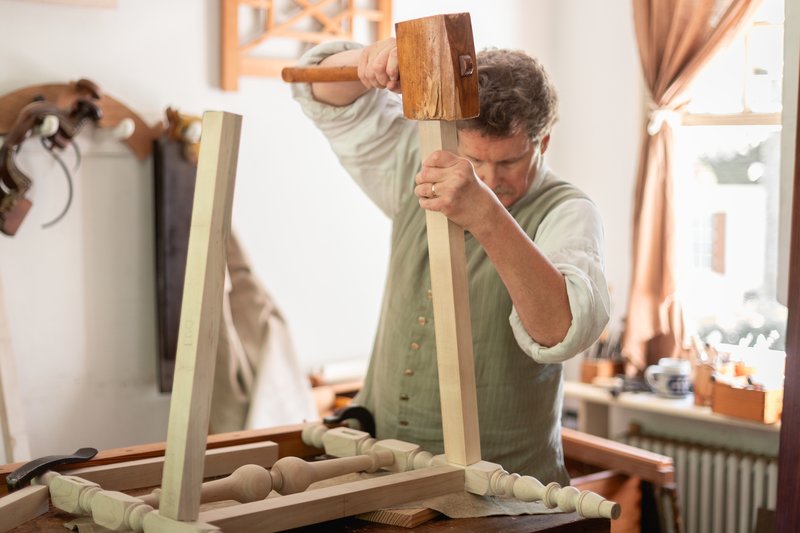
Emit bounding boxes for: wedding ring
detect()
[431,183,437,198]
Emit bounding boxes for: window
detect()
[673,0,786,353]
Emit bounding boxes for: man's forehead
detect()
[457,129,534,158]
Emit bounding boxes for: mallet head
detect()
[395,13,480,122]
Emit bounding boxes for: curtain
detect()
[623,0,763,373]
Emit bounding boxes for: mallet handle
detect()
[281,65,359,83]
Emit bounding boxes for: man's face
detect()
[457,129,549,208]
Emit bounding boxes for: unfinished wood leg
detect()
[395,12,482,469]
[37,470,218,533]
[44,471,100,515]
[0,484,49,532]
[159,111,242,522]
[303,425,438,472]
[90,490,154,531]
[418,120,482,468]
[464,460,621,519]
[35,471,155,532]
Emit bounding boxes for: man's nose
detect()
[480,165,500,187]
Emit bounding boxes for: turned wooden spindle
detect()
[140,450,395,515]
[141,464,273,508]
[466,462,621,520]
[36,471,155,532]
[39,471,100,515]
[90,490,154,532]
[507,476,620,519]
[302,425,439,473]
[271,452,393,494]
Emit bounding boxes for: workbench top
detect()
[13,507,609,533]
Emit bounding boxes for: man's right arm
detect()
[310,48,368,106]
[291,40,418,218]
[311,38,400,106]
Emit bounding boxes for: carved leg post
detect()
[396,13,483,468]
[154,110,242,529]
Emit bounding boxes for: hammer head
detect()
[396,13,479,121]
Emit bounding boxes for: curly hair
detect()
[457,49,558,143]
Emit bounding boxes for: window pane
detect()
[686,35,746,113]
[752,0,784,25]
[673,125,787,350]
[747,24,784,112]
[686,0,784,115]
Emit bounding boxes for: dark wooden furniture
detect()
[776,54,800,533]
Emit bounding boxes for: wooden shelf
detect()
[564,380,781,433]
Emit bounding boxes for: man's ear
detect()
[540,134,551,154]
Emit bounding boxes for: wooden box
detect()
[692,364,715,407]
[581,359,624,384]
[711,381,783,424]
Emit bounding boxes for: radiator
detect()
[623,433,778,533]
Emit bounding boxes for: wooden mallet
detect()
[283,13,483,468]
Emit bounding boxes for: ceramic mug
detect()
[645,358,692,398]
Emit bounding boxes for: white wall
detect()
[545,1,641,331]
[0,0,641,461]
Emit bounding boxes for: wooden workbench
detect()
[1,422,666,532]
[10,506,609,532]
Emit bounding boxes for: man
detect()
[291,38,609,484]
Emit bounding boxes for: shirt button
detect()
[417,316,427,326]
[399,420,409,426]
[426,289,432,299]
[410,342,420,351]
[404,369,414,376]
[400,393,409,401]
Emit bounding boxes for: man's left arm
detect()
[461,192,609,362]
[414,152,610,362]
[505,198,610,363]
[471,203,579,349]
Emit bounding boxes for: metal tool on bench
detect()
[323,404,376,437]
[5,447,97,492]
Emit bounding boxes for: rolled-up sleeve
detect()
[511,197,610,363]
[290,42,419,218]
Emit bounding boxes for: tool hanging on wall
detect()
[0,79,102,236]
[0,78,164,237]
[153,107,204,392]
